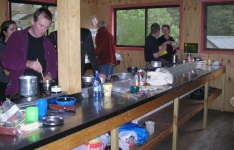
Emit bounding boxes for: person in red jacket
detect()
[95,21,117,76]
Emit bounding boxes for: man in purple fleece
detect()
[1,7,57,96]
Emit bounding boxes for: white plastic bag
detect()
[146,68,173,86]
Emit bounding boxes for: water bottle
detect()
[92,71,102,98]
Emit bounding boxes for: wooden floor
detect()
[150,109,234,150]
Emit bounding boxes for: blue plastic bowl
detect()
[55,97,76,106]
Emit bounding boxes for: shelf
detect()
[131,88,222,150]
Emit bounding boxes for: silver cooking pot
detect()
[151,61,161,67]
[108,73,133,80]
[19,76,38,97]
[39,80,55,91]
[82,76,93,83]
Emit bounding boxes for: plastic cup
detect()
[26,107,38,122]
[131,86,139,93]
[82,88,89,98]
[145,121,155,135]
[36,99,48,119]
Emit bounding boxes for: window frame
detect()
[201,0,234,53]
[111,2,183,50]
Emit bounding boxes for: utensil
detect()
[49,104,76,112]
[39,80,55,92]
[19,76,38,97]
[56,97,76,106]
[82,76,93,83]
[41,72,45,82]
[37,59,45,82]
[42,116,63,126]
[150,61,161,68]
[109,73,133,80]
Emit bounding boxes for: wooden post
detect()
[221,73,226,112]
[203,82,209,129]
[0,0,7,23]
[57,0,81,94]
[172,97,179,150]
[111,128,119,150]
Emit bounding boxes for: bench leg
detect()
[111,128,119,150]
[172,97,179,150]
[203,82,208,129]
[221,73,226,112]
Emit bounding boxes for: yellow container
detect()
[103,96,113,108]
[103,83,112,97]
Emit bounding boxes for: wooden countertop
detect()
[0,64,225,150]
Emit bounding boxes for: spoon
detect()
[37,59,46,82]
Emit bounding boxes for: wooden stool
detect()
[230,96,234,131]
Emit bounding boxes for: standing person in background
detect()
[0,20,16,100]
[144,23,167,66]
[95,21,117,76]
[157,24,177,63]
[48,29,106,78]
[80,28,105,77]
[1,7,57,96]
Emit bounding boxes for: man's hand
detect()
[3,69,10,75]
[44,72,52,80]
[99,73,107,79]
[26,60,43,73]
[161,42,167,51]
[165,41,172,45]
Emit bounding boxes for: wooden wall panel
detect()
[0,0,7,24]
[57,0,81,94]
[114,50,146,73]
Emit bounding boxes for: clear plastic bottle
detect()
[92,71,102,98]
[187,53,192,63]
[207,55,212,66]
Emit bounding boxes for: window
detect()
[114,4,181,47]
[204,2,234,50]
[9,1,56,34]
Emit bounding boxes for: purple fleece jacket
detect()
[1,27,57,96]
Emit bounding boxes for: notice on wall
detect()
[184,43,198,53]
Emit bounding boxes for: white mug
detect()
[145,121,155,135]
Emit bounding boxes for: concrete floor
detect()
[150,110,234,150]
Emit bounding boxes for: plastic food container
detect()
[56,97,76,106]
[51,86,62,93]
[103,83,112,97]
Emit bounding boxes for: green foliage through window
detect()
[114,5,180,47]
